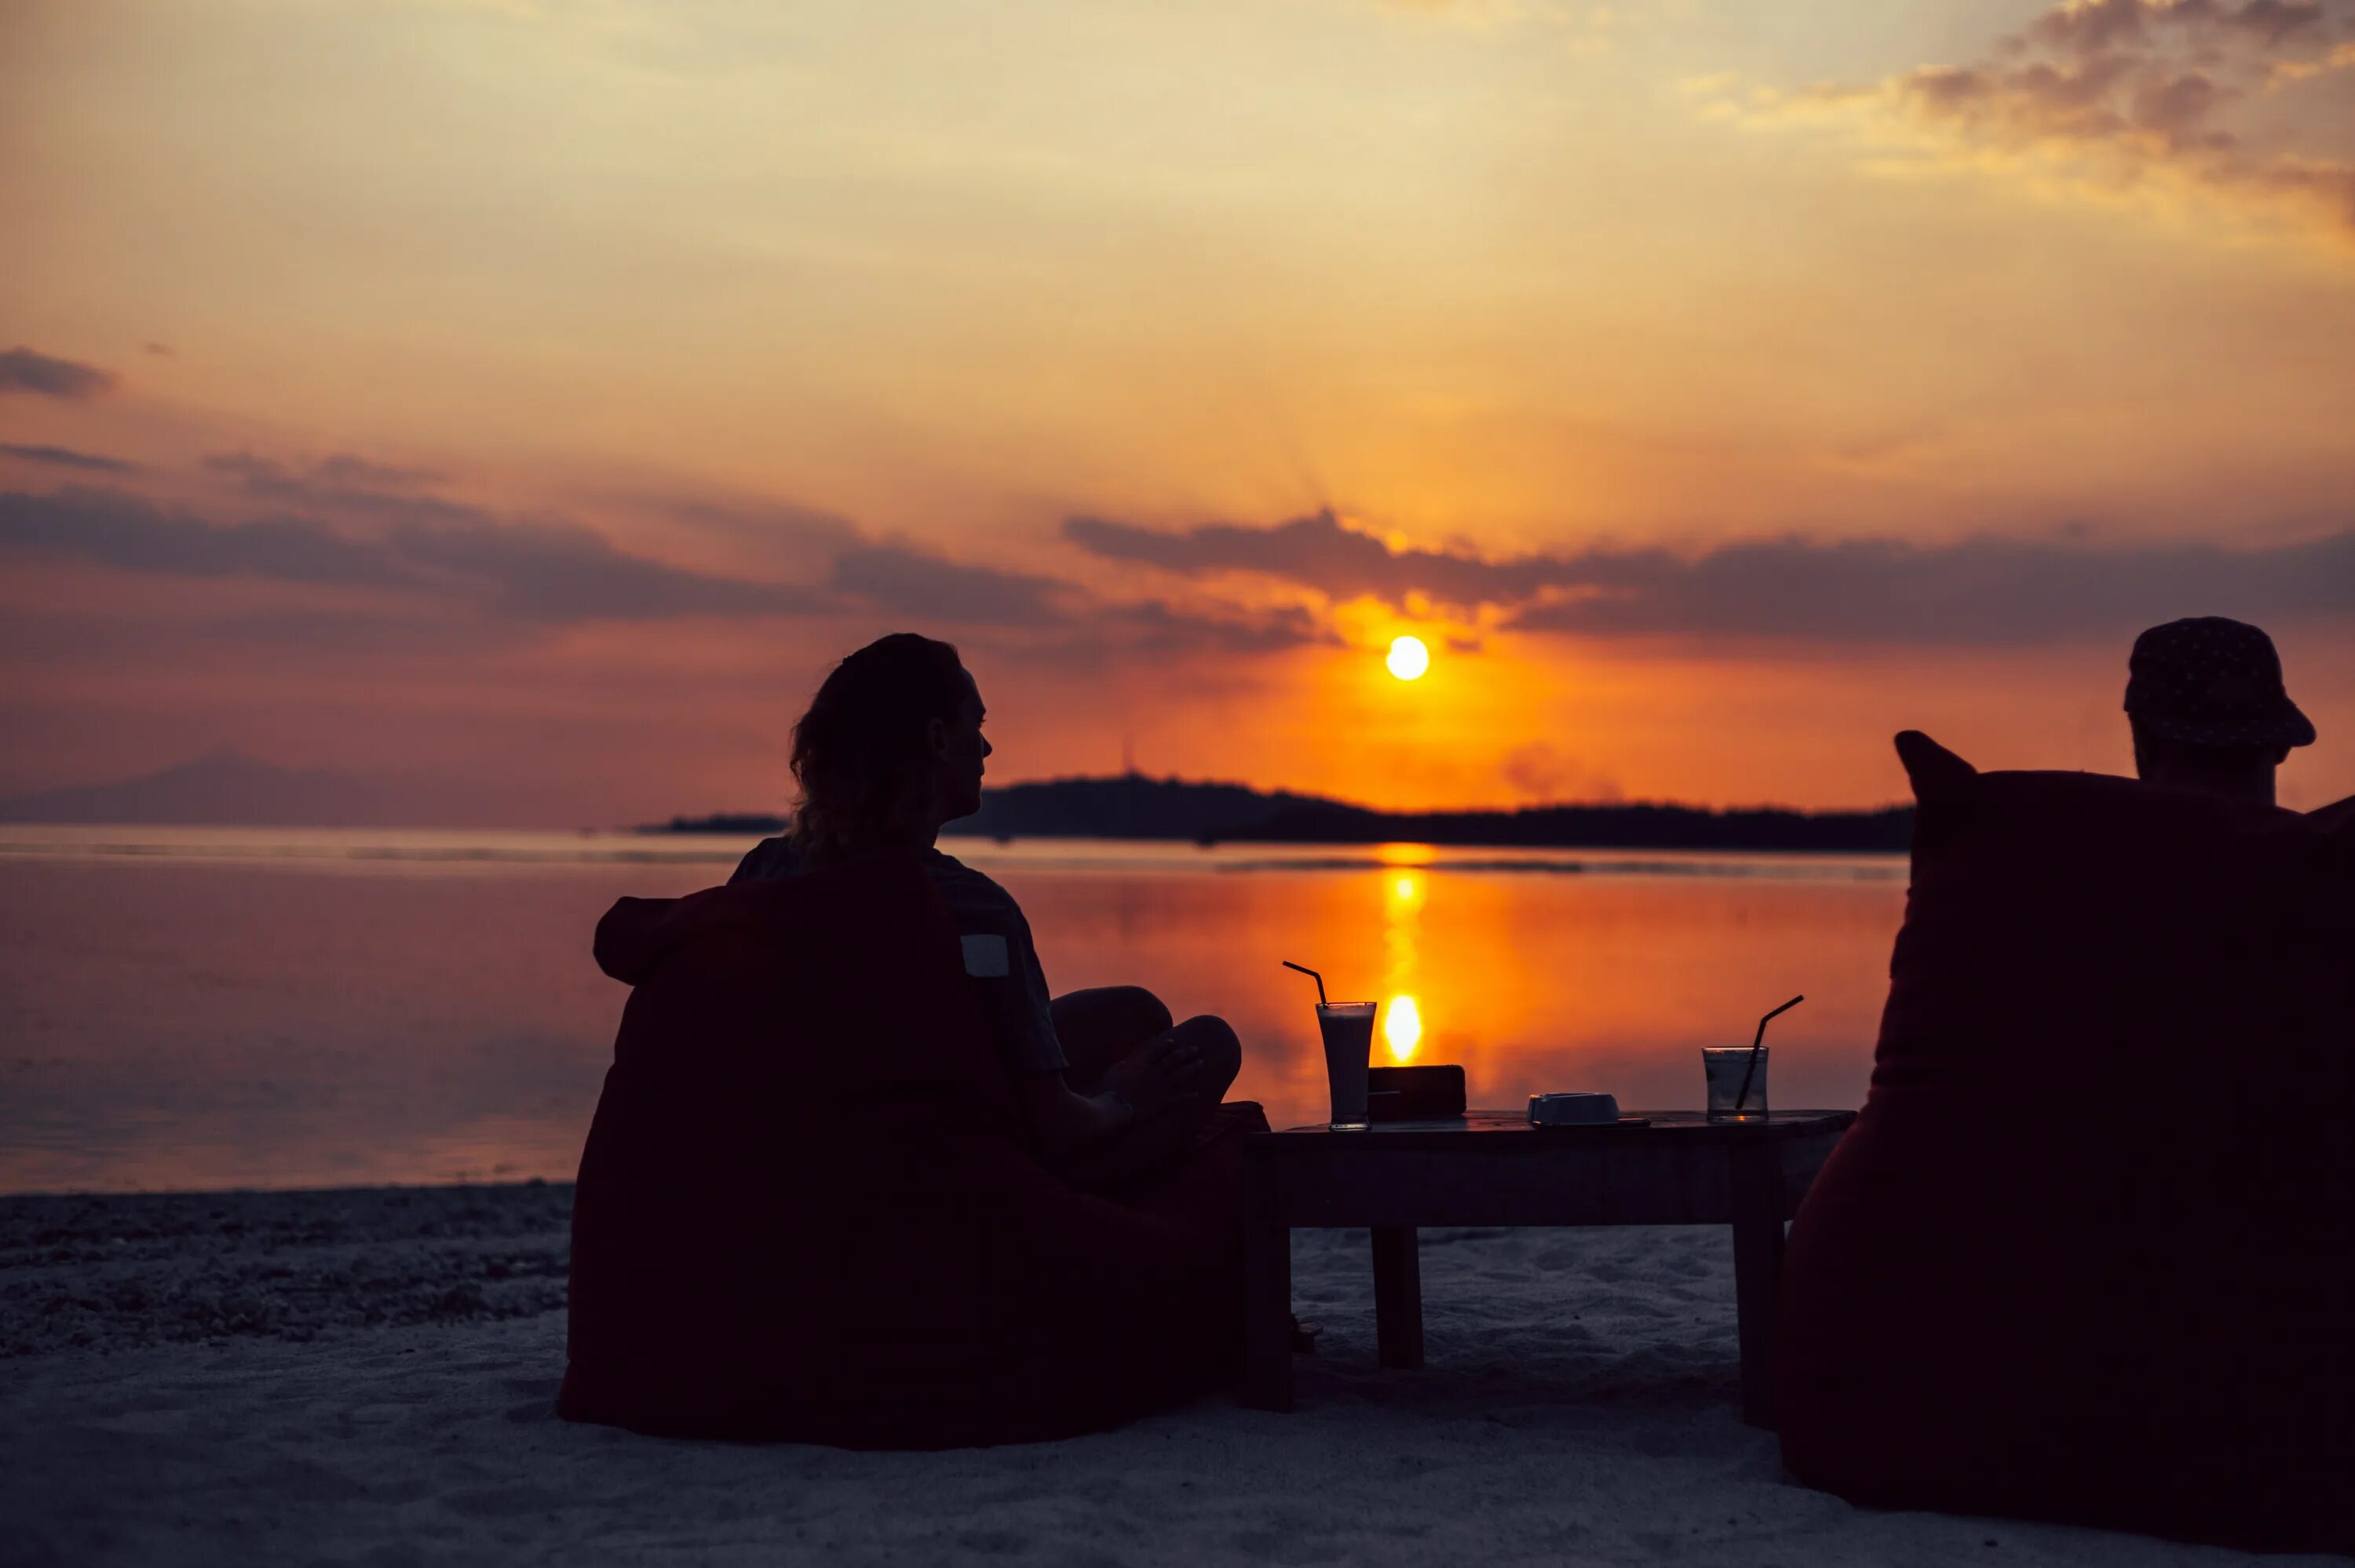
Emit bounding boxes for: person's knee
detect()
[1053,984,1172,1045]
[1174,1013,1242,1092]
[1105,985,1174,1040]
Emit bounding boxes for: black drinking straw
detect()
[1282,960,1329,1006]
[1734,994,1804,1113]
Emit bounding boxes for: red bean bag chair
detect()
[1779,733,2355,1552]
[557,850,1266,1448]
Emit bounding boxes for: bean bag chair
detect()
[1779,732,2355,1552]
[557,850,1267,1448]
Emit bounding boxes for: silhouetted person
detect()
[2126,617,2313,808]
[732,633,1241,1183]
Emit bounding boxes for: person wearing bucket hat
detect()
[2126,617,2315,808]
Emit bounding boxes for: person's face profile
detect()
[928,669,990,821]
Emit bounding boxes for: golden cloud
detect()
[1703,0,2355,246]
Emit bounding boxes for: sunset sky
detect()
[5,0,2353,822]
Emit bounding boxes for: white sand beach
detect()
[2,1183,2331,1567]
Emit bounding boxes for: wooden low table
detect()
[1242,1109,1856,1428]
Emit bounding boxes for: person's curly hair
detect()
[787,633,969,864]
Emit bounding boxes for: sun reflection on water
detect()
[1383,870,1426,1060]
[1384,993,1423,1059]
[998,847,1900,1135]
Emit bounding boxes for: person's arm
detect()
[942,862,1202,1157]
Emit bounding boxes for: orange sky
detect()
[5,0,2353,822]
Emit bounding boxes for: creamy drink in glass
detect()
[1316,1001,1377,1131]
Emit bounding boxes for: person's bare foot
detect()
[1097,1031,1214,1120]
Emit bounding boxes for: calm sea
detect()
[0,826,1908,1194]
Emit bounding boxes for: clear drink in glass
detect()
[1703,1046,1768,1123]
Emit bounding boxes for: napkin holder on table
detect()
[1367,1064,1466,1121]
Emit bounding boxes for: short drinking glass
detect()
[1702,1046,1768,1123]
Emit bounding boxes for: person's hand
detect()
[1097,1033,1212,1121]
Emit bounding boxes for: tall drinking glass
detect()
[1316,1001,1377,1131]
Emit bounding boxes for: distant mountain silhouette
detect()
[0,749,392,826]
[659,773,1913,853]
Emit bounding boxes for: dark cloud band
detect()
[0,477,1332,661]
[0,443,140,475]
[0,348,119,400]
[1065,509,2355,645]
[827,545,1073,627]
[0,486,823,621]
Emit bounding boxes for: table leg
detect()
[1728,1141,1786,1430]
[1371,1225,1424,1370]
[1241,1163,1293,1412]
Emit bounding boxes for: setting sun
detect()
[1386,636,1430,681]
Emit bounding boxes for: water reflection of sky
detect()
[0,830,1908,1192]
[999,845,1902,1137]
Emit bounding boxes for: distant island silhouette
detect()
[657,773,1914,853]
[2,753,1913,849]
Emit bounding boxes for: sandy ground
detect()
[2,1184,2335,1567]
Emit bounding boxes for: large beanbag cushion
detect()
[1778,733,2355,1552]
[557,851,1266,1448]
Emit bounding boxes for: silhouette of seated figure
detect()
[557,635,1267,1447]
[728,633,1243,1184]
[1777,709,2353,1551]
[2124,615,2316,808]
